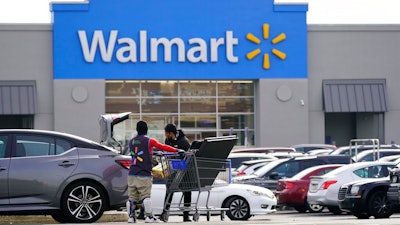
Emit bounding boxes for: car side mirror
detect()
[269,171,280,180]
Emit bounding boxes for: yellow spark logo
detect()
[246,24,287,70]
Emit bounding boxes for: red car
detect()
[276,164,343,213]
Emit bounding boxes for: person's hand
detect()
[177,149,185,156]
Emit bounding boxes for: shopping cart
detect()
[157,150,231,222]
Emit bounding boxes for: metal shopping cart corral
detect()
[158,151,232,222]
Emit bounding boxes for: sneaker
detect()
[128,217,136,223]
[145,216,162,223]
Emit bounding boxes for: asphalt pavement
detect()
[3,210,400,225]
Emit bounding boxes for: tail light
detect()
[237,171,246,176]
[285,182,295,189]
[322,180,337,190]
[116,159,131,169]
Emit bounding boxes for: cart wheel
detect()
[193,211,200,222]
[220,211,225,221]
[206,211,211,221]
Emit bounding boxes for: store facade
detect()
[0,0,399,147]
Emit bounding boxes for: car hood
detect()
[344,177,389,187]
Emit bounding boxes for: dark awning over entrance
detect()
[323,79,387,113]
[0,81,37,115]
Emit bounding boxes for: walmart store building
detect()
[1,0,400,147]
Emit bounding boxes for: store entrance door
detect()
[325,113,384,147]
[0,115,34,129]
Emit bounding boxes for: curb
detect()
[0,211,128,224]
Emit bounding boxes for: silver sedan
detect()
[0,129,130,223]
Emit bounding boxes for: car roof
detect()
[291,144,336,148]
[231,146,296,153]
[354,149,400,156]
[241,158,276,165]
[228,152,276,158]
[290,164,344,180]
[322,161,396,176]
[0,129,109,150]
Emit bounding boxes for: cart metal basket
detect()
[158,151,231,222]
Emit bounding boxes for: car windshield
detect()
[252,158,289,176]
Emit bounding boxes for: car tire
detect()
[368,190,393,219]
[294,205,307,213]
[307,203,324,213]
[224,196,251,220]
[61,181,106,223]
[353,211,370,219]
[327,206,343,215]
[51,210,69,223]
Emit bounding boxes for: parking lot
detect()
[4,210,400,225]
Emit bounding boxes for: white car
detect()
[232,159,274,177]
[228,152,278,170]
[307,161,395,214]
[150,180,277,221]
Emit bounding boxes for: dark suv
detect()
[338,178,393,219]
[232,155,350,191]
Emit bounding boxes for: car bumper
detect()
[307,190,337,206]
[250,196,277,215]
[276,191,305,206]
[338,197,358,212]
[387,184,400,205]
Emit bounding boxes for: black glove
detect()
[177,149,185,156]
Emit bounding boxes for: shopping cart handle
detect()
[153,151,179,156]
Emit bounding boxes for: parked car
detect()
[387,164,400,214]
[0,129,131,223]
[232,155,350,191]
[330,144,400,157]
[338,177,393,219]
[151,179,277,221]
[307,161,395,214]
[232,159,275,177]
[378,154,400,162]
[231,147,296,154]
[352,149,400,162]
[228,152,278,170]
[306,149,334,156]
[291,144,336,154]
[276,164,343,213]
[269,152,305,159]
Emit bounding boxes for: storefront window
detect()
[106,80,255,146]
[181,98,216,113]
[105,98,140,113]
[141,98,178,113]
[218,81,254,96]
[142,81,178,97]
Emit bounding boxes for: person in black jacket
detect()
[160,124,192,222]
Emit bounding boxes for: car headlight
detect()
[350,186,360,195]
[246,189,275,199]
[391,175,399,183]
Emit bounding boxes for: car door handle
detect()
[58,161,76,167]
[0,167,6,171]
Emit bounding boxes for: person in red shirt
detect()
[127,120,178,223]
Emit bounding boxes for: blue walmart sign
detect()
[51,0,308,79]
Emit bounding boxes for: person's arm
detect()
[149,138,178,153]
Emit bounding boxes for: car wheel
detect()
[353,211,370,219]
[224,196,251,220]
[61,181,106,223]
[294,205,307,213]
[307,203,324,213]
[51,210,69,223]
[368,191,393,219]
[327,206,342,215]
